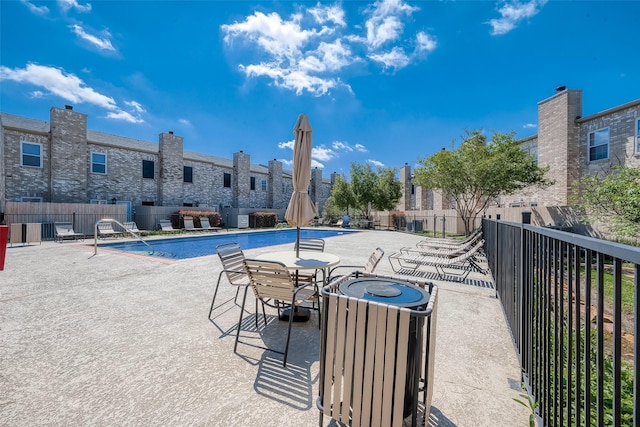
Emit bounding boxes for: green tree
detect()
[328,163,402,219]
[413,129,551,235]
[574,165,640,238]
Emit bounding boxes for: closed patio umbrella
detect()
[285,114,319,256]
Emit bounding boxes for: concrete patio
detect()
[0,229,530,426]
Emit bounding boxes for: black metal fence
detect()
[483,216,640,426]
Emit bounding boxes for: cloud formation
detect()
[21,0,49,15]
[278,139,336,167]
[0,63,144,123]
[221,0,436,96]
[58,0,92,13]
[69,24,115,51]
[488,0,548,35]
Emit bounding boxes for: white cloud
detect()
[523,123,536,129]
[415,32,437,53]
[222,1,435,96]
[105,110,144,124]
[58,0,91,13]
[332,141,353,152]
[364,0,418,49]
[355,144,367,152]
[488,0,548,36]
[29,90,45,98]
[0,63,144,124]
[69,24,115,51]
[311,159,325,168]
[280,158,293,167]
[309,3,346,28]
[369,46,410,69]
[0,63,117,109]
[368,159,385,168]
[124,100,145,113]
[312,145,336,161]
[278,139,295,150]
[21,0,49,15]
[178,118,192,126]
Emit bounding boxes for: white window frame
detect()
[21,141,42,168]
[636,119,640,154]
[91,152,107,174]
[19,196,43,202]
[90,199,108,204]
[588,127,609,162]
[261,179,267,191]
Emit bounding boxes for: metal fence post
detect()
[520,211,531,368]
[441,215,446,238]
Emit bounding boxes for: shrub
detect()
[249,212,277,228]
[177,210,222,228]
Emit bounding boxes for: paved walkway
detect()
[0,229,529,426]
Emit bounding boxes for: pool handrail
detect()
[94,218,155,256]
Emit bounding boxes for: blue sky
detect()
[1,0,639,177]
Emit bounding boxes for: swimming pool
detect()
[101,228,360,260]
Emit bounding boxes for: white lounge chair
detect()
[199,217,220,231]
[158,220,175,231]
[54,222,84,242]
[97,222,119,238]
[388,240,487,281]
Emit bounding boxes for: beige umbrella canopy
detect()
[285,114,319,255]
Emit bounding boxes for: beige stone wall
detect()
[50,106,88,203]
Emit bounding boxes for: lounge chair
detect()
[123,221,148,236]
[235,259,319,367]
[158,220,175,231]
[328,247,384,280]
[388,240,487,281]
[404,237,485,258]
[208,242,250,319]
[97,222,119,238]
[416,229,482,250]
[199,217,220,231]
[183,216,204,231]
[54,222,84,242]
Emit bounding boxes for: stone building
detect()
[0,105,331,216]
[400,88,640,211]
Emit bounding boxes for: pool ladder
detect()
[93,218,155,256]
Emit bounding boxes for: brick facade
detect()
[399,88,639,212]
[1,106,332,214]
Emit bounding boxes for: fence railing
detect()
[483,216,640,426]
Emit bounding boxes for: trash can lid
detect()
[339,278,430,308]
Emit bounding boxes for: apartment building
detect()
[0,105,332,216]
[401,88,640,211]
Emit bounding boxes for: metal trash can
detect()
[338,276,433,419]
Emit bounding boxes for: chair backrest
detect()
[295,238,325,252]
[55,222,74,234]
[364,247,385,273]
[243,259,296,302]
[123,221,139,232]
[216,243,248,286]
[98,223,115,233]
[183,216,196,229]
[320,294,411,427]
[159,220,174,230]
[200,217,211,228]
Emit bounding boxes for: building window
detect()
[184,166,193,183]
[588,127,609,161]
[141,201,154,206]
[91,152,107,174]
[261,179,267,191]
[223,172,231,188]
[250,177,256,190]
[142,160,155,179]
[19,196,43,202]
[21,141,42,167]
[636,118,640,154]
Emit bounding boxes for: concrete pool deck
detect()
[1,229,530,426]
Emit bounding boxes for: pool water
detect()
[101,228,359,259]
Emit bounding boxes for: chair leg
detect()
[283,301,295,367]
[208,272,225,319]
[234,286,240,303]
[234,286,249,354]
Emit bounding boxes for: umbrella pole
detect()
[296,226,300,257]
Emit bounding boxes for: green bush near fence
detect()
[250,212,277,228]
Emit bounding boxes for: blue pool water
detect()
[101,228,359,259]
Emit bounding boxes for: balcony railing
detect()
[483,215,640,427]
